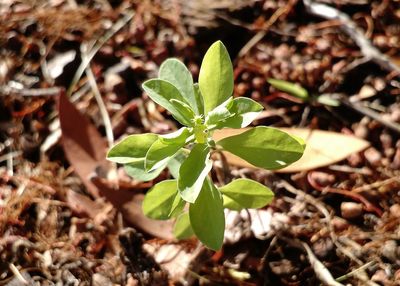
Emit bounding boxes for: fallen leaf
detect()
[92,176,174,239]
[66,189,103,219]
[59,91,110,197]
[213,128,370,172]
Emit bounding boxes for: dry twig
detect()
[303,0,400,75]
[301,242,344,286]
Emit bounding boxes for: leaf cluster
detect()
[107,41,305,250]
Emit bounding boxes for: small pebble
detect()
[235,82,249,96]
[381,240,397,262]
[308,171,335,187]
[354,124,368,139]
[371,269,390,284]
[364,147,382,167]
[269,259,298,276]
[104,73,124,93]
[331,217,349,231]
[341,202,363,219]
[252,77,264,90]
[390,204,400,218]
[347,153,363,167]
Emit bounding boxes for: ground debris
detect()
[1,0,400,285]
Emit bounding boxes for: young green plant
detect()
[107,41,305,250]
[267,78,340,107]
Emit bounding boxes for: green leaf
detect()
[217,98,263,129]
[291,134,306,150]
[145,140,183,172]
[317,94,340,107]
[142,79,192,126]
[193,83,204,115]
[145,128,191,172]
[143,180,184,220]
[159,127,191,145]
[199,41,234,114]
[219,178,274,211]
[217,126,304,170]
[159,58,201,115]
[222,195,242,210]
[170,192,186,217]
[189,178,225,250]
[107,133,158,164]
[174,212,194,239]
[167,150,187,179]
[267,78,309,100]
[170,99,196,125]
[178,144,212,203]
[205,98,233,127]
[124,159,166,182]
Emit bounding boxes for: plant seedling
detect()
[267,78,340,107]
[107,41,305,250]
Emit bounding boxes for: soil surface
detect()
[1,0,400,285]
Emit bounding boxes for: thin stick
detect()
[238,1,295,57]
[302,242,345,286]
[0,85,61,97]
[9,264,29,285]
[352,176,400,193]
[303,0,400,75]
[335,261,375,282]
[84,60,114,147]
[67,11,134,96]
[6,150,13,176]
[339,96,400,134]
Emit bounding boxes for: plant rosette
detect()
[107,41,305,250]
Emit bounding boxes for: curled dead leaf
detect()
[92,176,174,240]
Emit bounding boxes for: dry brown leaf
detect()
[120,194,174,240]
[59,91,110,197]
[66,189,104,218]
[212,128,370,172]
[92,177,174,240]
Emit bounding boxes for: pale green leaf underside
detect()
[199,41,234,114]
[174,212,194,239]
[170,99,196,125]
[107,133,158,164]
[189,179,225,250]
[145,128,190,172]
[124,159,166,182]
[142,79,192,126]
[219,178,274,211]
[170,192,185,217]
[167,150,187,179]
[217,126,305,170]
[143,180,184,220]
[217,97,263,129]
[160,127,191,144]
[159,58,201,115]
[145,139,185,172]
[205,98,233,127]
[178,144,212,203]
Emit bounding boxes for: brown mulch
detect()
[1,0,400,285]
